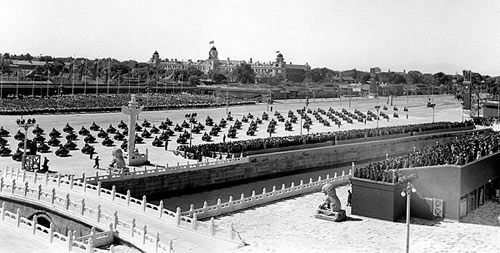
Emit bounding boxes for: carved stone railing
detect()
[181,170,352,219]
[1,169,242,245]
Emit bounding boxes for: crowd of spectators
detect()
[472,117,498,127]
[354,130,500,183]
[0,93,256,114]
[177,121,474,157]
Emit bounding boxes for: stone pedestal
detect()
[315,209,347,222]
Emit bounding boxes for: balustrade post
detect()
[290,182,294,188]
[11,179,16,195]
[240,193,244,201]
[96,205,101,223]
[155,164,159,174]
[217,198,221,209]
[142,195,147,211]
[334,172,337,178]
[203,201,208,212]
[33,171,37,184]
[349,169,352,175]
[44,172,48,186]
[16,208,20,227]
[326,174,330,179]
[192,212,198,230]
[300,180,304,186]
[272,186,276,192]
[175,207,181,225]
[70,176,74,190]
[113,211,118,230]
[228,196,233,209]
[81,199,85,215]
[57,174,61,187]
[352,161,355,172]
[97,182,101,197]
[83,178,87,193]
[166,163,169,170]
[111,185,116,201]
[24,181,28,197]
[142,225,147,245]
[65,193,70,210]
[318,176,322,181]
[1,202,5,221]
[309,178,313,184]
[126,190,131,206]
[49,222,54,243]
[189,204,194,217]
[37,184,42,200]
[131,218,135,237]
[86,237,94,253]
[67,230,73,251]
[159,200,164,218]
[32,215,37,235]
[251,190,255,199]
[281,184,285,190]
[51,188,56,204]
[155,232,160,252]
[228,223,235,240]
[209,218,215,236]
[342,171,345,176]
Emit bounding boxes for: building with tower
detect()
[149,46,310,83]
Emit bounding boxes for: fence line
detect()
[1,170,242,245]
[0,177,180,253]
[181,170,353,219]
[3,155,247,185]
[0,201,98,252]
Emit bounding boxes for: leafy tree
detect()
[232,63,255,84]
[405,70,422,84]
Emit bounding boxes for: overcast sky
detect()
[1,0,500,75]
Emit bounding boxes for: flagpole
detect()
[96,59,99,95]
[71,57,75,96]
[107,57,110,95]
[83,59,87,95]
[46,68,49,97]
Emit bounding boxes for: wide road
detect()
[0,95,466,176]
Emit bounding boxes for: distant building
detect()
[149,47,311,83]
[9,60,50,76]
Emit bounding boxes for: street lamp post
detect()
[16,117,36,171]
[401,182,417,253]
[429,103,436,123]
[375,105,380,135]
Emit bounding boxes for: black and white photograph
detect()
[0,0,500,252]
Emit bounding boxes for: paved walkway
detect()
[216,185,500,253]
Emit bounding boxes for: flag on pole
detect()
[209,40,214,44]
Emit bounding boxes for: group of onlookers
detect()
[354,130,500,182]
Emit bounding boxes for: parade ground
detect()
[0,95,466,176]
[2,94,499,253]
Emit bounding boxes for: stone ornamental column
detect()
[121,94,143,165]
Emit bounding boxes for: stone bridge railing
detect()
[0,202,101,252]
[85,156,248,184]
[0,177,173,252]
[181,170,353,219]
[2,168,242,246]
